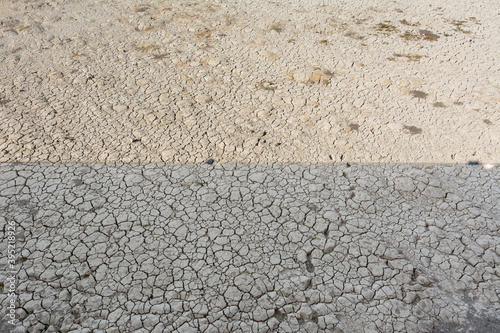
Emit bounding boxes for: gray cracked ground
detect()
[1,0,500,332]
[1,163,500,332]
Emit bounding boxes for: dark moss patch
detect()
[152,53,168,60]
[399,19,419,26]
[134,7,151,13]
[16,256,28,264]
[322,69,334,76]
[258,81,277,91]
[393,53,423,61]
[433,102,447,108]
[305,252,315,273]
[434,295,500,333]
[376,22,397,32]
[345,31,365,40]
[196,28,211,38]
[400,30,421,41]
[451,20,471,34]
[348,123,360,131]
[134,43,159,52]
[410,90,428,99]
[404,125,422,135]
[419,29,439,41]
[72,51,86,58]
[274,309,286,322]
[270,23,284,33]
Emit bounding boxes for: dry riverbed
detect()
[1,0,499,332]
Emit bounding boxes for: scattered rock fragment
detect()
[293,67,333,85]
[419,29,439,41]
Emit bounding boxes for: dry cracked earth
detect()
[0,0,499,332]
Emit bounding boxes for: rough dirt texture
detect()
[0,0,499,164]
[1,163,500,333]
[0,0,499,332]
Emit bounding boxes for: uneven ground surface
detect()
[1,0,500,332]
[1,163,500,333]
[0,0,499,164]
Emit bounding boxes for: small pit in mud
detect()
[419,29,439,41]
[410,90,428,99]
[404,125,422,135]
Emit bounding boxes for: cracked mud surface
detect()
[1,163,500,332]
[1,0,500,332]
[0,0,499,164]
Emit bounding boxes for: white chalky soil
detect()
[0,0,499,165]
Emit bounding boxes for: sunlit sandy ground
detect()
[0,0,499,165]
